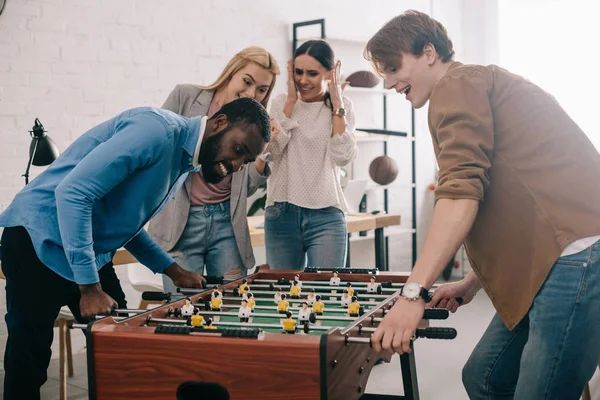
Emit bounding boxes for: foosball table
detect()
[81,266,457,400]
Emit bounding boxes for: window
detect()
[499,0,600,148]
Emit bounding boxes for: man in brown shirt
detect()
[366,10,600,399]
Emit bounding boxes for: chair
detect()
[54,307,75,400]
[126,263,165,309]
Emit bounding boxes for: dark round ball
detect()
[345,70,380,88]
[369,156,398,186]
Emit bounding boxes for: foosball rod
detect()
[167,309,355,323]
[347,327,458,344]
[252,279,448,292]
[217,295,384,306]
[252,278,385,287]
[222,289,392,300]
[241,284,401,296]
[170,306,449,322]
[216,303,377,314]
[146,316,331,332]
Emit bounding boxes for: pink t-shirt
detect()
[190,98,233,206]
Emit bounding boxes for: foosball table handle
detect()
[204,276,224,285]
[345,327,458,346]
[415,327,457,340]
[142,291,172,302]
[422,308,449,320]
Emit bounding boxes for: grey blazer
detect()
[147,84,270,269]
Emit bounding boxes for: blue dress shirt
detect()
[0,107,205,284]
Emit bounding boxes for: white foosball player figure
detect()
[274,288,283,304]
[238,299,252,323]
[211,286,222,300]
[181,298,195,317]
[293,273,302,288]
[306,288,317,305]
[366,276,379,293]
[329,271,341,286]
[298,302,311,323]
[340,290,352,307]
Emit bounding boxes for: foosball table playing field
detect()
[79,266,458,400]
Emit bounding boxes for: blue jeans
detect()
[463,241,600,400]
[264,202,347,270]
[163,201,245,294]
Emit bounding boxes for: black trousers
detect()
[1,226,127,400]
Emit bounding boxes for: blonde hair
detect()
[198,46,280,107]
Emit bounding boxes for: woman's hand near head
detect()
[329,60,349,110]
[284,60,298,118]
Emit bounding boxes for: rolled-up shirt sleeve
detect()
[328,96,358,167]
[54,112,169,284]
[429,72,494,202]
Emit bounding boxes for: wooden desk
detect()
[0,214,400,278]
[114,213,401,271]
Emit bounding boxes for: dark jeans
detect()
[1,226,127,400]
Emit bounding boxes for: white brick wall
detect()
[0,0,498,271]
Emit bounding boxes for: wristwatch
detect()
[401,282,432,302]
[333,107,346,118]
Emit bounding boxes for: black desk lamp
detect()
[22,118,60,185]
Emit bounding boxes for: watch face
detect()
[402,282,421,299]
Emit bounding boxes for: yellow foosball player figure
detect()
[247,293,256,311]
[238,279,249,297]
[290,280,301,299]
[210,291,223,321]
[210,291,223,311]
[282,311,297,334]
[345,282,355,297]
[203,318,217,330]
[312,295,324,315]
[190,309,205,327]
[277,294,290,314]
[348,296,361,317]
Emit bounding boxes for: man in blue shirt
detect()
[0,97,270,400]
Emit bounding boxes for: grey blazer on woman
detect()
[147,84,270,269]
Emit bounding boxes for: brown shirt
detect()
[428,62,600,329]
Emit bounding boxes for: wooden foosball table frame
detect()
[83,266,456,400]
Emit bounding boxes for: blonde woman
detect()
[148,47,280,292]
